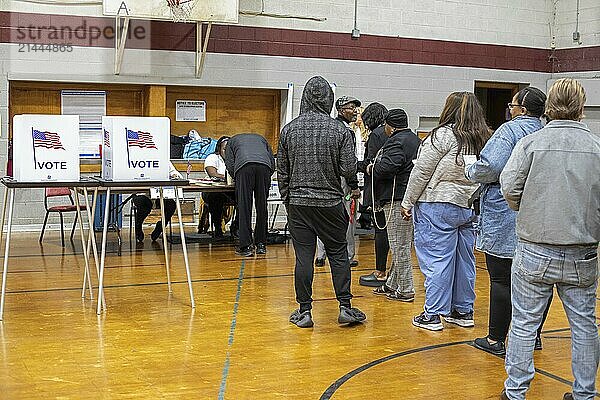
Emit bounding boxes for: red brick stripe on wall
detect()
[1,11,598,73]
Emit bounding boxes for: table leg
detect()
[0,188,15,321]
[96,187,111,315]
[0,187,8,245]
[158,188,172,293]
[175,188,195,309]
[85,188,104,309]
[74,187,93,299]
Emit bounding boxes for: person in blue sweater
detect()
[466,86,551,356]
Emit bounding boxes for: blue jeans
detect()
[413,202,477,316]
[505,241,599,400]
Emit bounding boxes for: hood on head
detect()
[300,76,334,115]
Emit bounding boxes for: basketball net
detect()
[166,0,197,23]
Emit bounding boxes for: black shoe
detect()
[474,336,506,356]
[563,393,573,400]
[151,221,163,242]
[315,257,325,267]
[289,309,313,328]
[349,260,359,268]
[235,246,254,257]
[412,312,443,331]
[338,306,366,324]
[256,243,267,255]
[444,310,474,327]
[359,272,387,287]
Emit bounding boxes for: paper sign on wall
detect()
[176,100,206,122]
[12,115,80,182]
[102,117,170,181]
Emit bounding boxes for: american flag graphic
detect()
[126,129,157,149]
[32,129,65,150]
[103,129,110,148]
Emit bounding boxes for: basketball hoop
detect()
[166,0,197,23]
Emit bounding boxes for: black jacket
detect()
[224,133,275,177]
[277,76,358,207]
[372,128,420,205]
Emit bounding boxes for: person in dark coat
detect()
[356,102,391,287]
[368,109,420,301]
[224,133,275,256]
[278,76,366,328]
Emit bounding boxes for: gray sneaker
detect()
[289,309,313,328]
[338,306,366,324]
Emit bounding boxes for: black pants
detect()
[288,203,352,312]
[202,192,234,236]
[235,163,271,248]
[486,253,553,341]
[132,195,176,231]
[374,210,389,272]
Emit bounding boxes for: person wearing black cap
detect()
[466,86,552,356]
[278,76,366,328]
[367,109,420,301]
[315,96,362,268]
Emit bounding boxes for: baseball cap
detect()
[335,96,362,110]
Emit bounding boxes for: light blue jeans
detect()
[413,202,477,316]
[505,240,599,400]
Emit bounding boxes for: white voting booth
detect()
[102,116,170,181]
[12,115,80,181]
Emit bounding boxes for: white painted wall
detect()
[553,0,600,48]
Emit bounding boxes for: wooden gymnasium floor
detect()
[0,229,597,399]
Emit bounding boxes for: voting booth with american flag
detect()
[102,117,170,181]
[12,115,80,182]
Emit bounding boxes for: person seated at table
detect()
[133,162,183,243]
[202,136,236,238]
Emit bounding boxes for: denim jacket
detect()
[466,116,542,258]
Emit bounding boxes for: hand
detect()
[401,207,412,221]
[351,188,361,199]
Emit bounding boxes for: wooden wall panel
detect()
[166,87,281,150]
[9,81,144,138]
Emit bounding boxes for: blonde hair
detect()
[350,106,369,141]
[545,78,586,121]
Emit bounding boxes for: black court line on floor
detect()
[320,328,600,399]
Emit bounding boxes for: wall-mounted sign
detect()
[176,100,206,122]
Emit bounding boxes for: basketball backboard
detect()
[103,0,239,23]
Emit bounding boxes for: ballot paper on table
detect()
[149,187,183,199]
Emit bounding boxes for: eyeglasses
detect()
[507,103,524,109]
[341,105,357,111]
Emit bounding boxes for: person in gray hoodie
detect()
[500,78,600,400]
[278,76,365,328]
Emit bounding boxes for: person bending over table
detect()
[202,136,236,238]
[133,162,183,243]
[224,133,275,256]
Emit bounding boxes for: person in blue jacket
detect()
[466,86,551,356]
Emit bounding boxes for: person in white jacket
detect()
[401,92,490,331]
